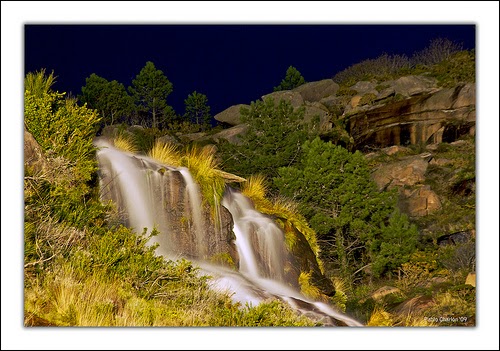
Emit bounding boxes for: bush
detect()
[332,53,411,85]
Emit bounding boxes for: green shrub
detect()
[359,93,377,106]
[429,50,475,87]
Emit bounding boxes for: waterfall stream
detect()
[95,138,362,326]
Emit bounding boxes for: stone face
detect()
[350,81,378,95]
[371,286,401,301]
[394,295,435,314]
[371,155,430,191]
[376,87,396,101]
[157,134,182,147]
[399,185,442,217]
[391,75,437,97]
[261,90,304,108]
[347,83,476,149]
[214,104,249,126]
[293,79,339,102]
[282,221,336,297]
[303,104,331,130]
[24,129,48,174]
[381,145,410,156]
[209,124,248,145]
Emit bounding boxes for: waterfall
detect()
[94,137,362,326]
[178,168,207,258]
[221,189,287,283]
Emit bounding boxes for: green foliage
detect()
[183,91,212,130]
[24,68,56,98]
[274,137,415,280]
[23,70,320,328]
[333,53,411,85]
[273,65,306,91]
[128,61,174,129]
[25,74,100,169]
[79,73,135,127]
[371,211,419,277]
[332,38,469,88]
[219,97,316,184]
[428,50,475,87]
[359,93,377,106]
[24,70,103,229]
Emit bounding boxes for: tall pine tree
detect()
[128,61,173,128]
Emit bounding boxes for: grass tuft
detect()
[148,140,181,167]
[113,134,138,153]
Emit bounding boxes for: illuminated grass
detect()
[24,261,316,327]
[298,271,327,302]
[367,306,394,326]
[331,276,348,313]
[148,141,239,211]
[113,134,138,153]
[148,140,181,167]
[182,144,226,209]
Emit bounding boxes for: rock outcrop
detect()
[370,153,443,217]
[211,75,475,150]
[214,104,249,126]
[347,83,475,149]
[292,79,340,102]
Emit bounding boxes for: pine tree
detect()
[274,137,417,280]
[79,73,134,126]
[183,91,211,130]
[273,65,306,91]
[219,97,315,185]
[128,61,174,129]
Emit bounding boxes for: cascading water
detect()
[94,137,362,326]
[221,189,287,283]
[178,168,207,258]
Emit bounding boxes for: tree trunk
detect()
[152,97,156,129]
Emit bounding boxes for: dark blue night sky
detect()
[25,24,475,117]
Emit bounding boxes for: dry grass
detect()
[183,144,227,208]
[298,271,328,302]
[148,141,227,209]
[113,134,138,154]
[367,306,394,326]
[148,140,181,167]
[241,174,268,201]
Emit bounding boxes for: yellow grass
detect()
[298,271,328,302]
[241,174,268,201]
[183,144,226,208]
[148,140,181,167]
[367,306,394,326]
[113,134,138,153]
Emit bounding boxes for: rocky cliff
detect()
[212,75,475,151]
[209,74,475,230]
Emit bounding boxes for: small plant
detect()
[367,306,394,326]
[148,140,181,167]
[298,271,327,301]
[359,93,377,106]
[113,133,138,153]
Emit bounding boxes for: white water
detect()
[94,139,158,241]
[94,138,363,326]
[221,190,287,283]
[178,168,207,258]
